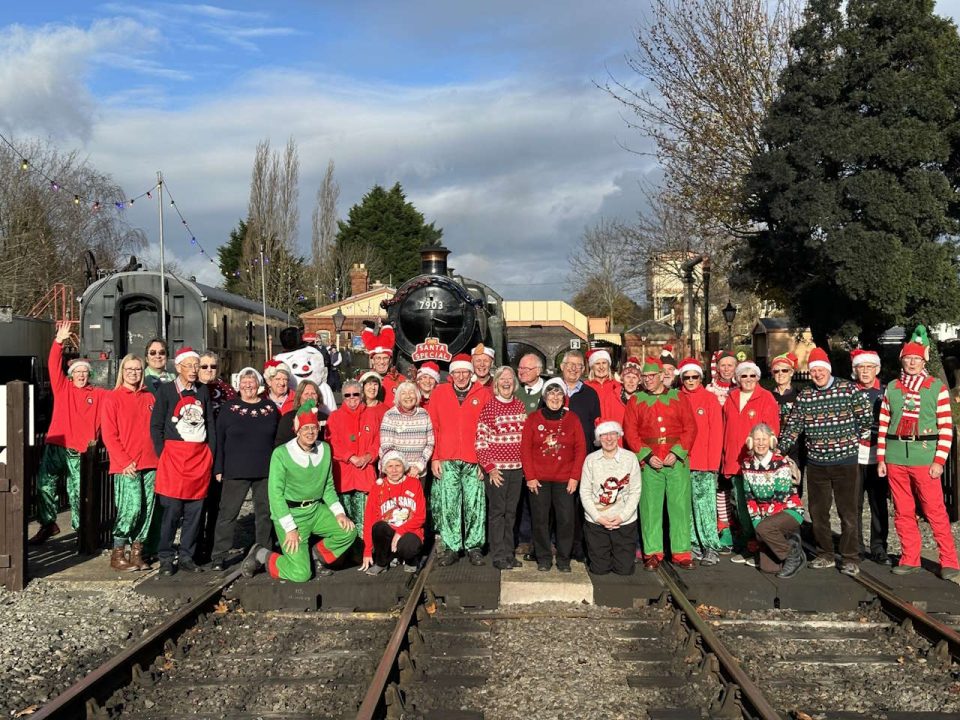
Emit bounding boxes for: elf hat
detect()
[594,417,623,441]
[171,397,203,422]
[621,356,643,376]
[807,347,832,372]
[294,399,320,430]
[449,354,473,373]
[472,343,495,359]
[900,325,930,360]
[677,357,704,377]
[587,348,611,367]
[642,356,663,373]
[67,358,91,376]
[174,346,199,366]
[416,362,440,382]
[381,449,409,471]
[850,349,881,368]
[770,352,798,371]
[361,325,395,357]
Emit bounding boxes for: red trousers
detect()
[887,464,959,570]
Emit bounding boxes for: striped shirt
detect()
[877,377,952,467]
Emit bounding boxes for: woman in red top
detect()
[327,379,379,546]
[360,451,426,575]
[360,371,388,429]
[521,378,587,572]
[101,353,160,571]
[585,349,622,420]
[721,360,781,556]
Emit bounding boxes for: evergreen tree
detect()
[739,0,960,346]
[336,183,442,285]
[218,219,247,294]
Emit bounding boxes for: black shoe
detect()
[557,563,572,573]
[571,553,586,563]
[159,561,176,576]
[510,557,523,568]
[537,562,552,572]
[493,559,512,570]
[871,551,892,566]
[241,544,263,578]
[777,537,805,579]
[178,558,204,573]
[467,549,485,566]
[437,549,459,567]
[523,552,537,562]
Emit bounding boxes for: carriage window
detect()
[119,297,160,358]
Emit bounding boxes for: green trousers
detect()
[730,474,755,552]
[431,460,485,553]
[36,444,82,528]
[270,503,357,582]
[640,461,692,558]
[340,490,367,549]
[690,470,722,551]
[111,470,157,546]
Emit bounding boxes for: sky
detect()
[2,1,960,303]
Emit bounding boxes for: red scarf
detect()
[895,370,928,436]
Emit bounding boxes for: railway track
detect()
[26,550,960,720]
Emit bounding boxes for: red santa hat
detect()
[302,332,318,344]
[586,348,611,367]
[660,344,676,366]
[174,346,200,366]
[471,343,495,359]
[263,359,290,380]
[677,356,703,377]
[361,325,395,357]
[594,417,623,441]
[807,347,832,372]
[171,397,203,422]
[850,349,881,368]
[294,399,320,430]
[770,352,798,371]
[67,358,91,375]
[416,362,440,382]
[381,449,408,471]
[449,354,473,373]
[621,356,642,376]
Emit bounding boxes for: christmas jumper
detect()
[520,407,587,481]
[378,406,434,474]
[46,341,105,451]
[877,374,952,467]
[586,378,623,421]
[205,378,237,418]
[361,474,427,560]
[100,386,160,474]
[428,381,492,464]
[681,384,723,472]
[720,387,781,476]
[214,397,279,479]
[327,403,379,494]
[855,379,883,465]
[740,451,803,525]
[517,379,544,415]
[780,377,872,466]
[474,395,527,472]
[579,448,642,526]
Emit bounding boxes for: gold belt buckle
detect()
[657,436,667,444]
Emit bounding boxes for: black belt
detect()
[887,434,939,442]
[286,498,321,508]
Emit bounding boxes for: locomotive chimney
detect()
[421,245,450,276]
[349,263,369,296]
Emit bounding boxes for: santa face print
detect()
[384,459,405,482]
[371,353,391,375]
[176,403,206,442]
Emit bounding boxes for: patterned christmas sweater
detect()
[379,406,435,474]
[475,395,528,472]
[579,448,642,526]
[520,408,587,482]
[779,377,872,466]
[740,451,803,525]
[361,473,427,559]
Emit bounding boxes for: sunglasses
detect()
[342,392,361,398]
[200,364,218,370]
[681,375,700,381]
[740,374,759,379]
[772,369,791,374]
[147,350,166,356]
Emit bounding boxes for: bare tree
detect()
[605,0,800,235]
[567,218,644,327]
[310,159,341,305]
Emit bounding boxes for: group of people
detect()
[29,320,959,585]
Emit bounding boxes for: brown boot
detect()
[28,523,60,545]
[110,546,136,572]
[129,542,150,571]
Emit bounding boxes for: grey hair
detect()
[492,365,517,398]
[520,353,544,371]
[200,350,219,361]
[342,379,361,394]
[745,422,778,450]
[237,367,261,384]
[562,349,585,365]
[394,381,422,407]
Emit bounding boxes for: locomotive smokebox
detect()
[420,245,450,276]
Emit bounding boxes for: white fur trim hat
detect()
[381,449,408,470]
[416,362,440,382]
[677,357,703,377]
[174,347,200,365]
[472,344,495,359]
[67,358,91,375]
[594,418,623,441]
[542,377,566,396]
[449,354,473,373]
[734,361,761,380]
[234,366,263,388]
[587,349,611,366]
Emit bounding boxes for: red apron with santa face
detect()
[156,440,212,500]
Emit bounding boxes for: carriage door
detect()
[117,295,161,359]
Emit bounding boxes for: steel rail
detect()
[657,564,784,720]
[356,546,437,720]
[32,569,242,720]
[853,567,960,661]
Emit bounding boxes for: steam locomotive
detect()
[382,246,507,371]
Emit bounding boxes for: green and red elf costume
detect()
[263,401,358,582]
[877,327,959,577]
[623,356,698,568]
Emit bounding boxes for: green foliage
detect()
[218,219,246,294]
[739,0,960,345]
[336,183,442,285]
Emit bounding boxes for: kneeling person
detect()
[580,419,642,576]
[361,451,426,575]
[244,400,357,581]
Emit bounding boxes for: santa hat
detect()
[900,325,930,360]
[642,356,663,373]
[542,377,566,395]
[471,343,495,359]
[807,347,832,372]
[594,417,623,441]
[359,370,382,385]
[302,332,318,344]
[361,325,395,357]
[263,359,290,380]
[235,366,263,388]
[416,362,440,382]
[677,356,703,377]
[174,346,199,366]
[449,354,473,373]
[171,397,203,422]
[381,449,408,471]
[770,352,798,371]
[660,344,676,366]
[621,356,642,376]
[67,358,91,375]
[735,360,761,379]
[294,399,320,430]
[587,348,611,367]
[850,349,881,369]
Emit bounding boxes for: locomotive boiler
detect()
[382,246,507,371]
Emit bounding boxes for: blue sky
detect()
[3,1,960,300]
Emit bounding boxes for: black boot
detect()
[777,534,804,579]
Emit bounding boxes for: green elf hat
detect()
[900,325,930,361]
[295,399,320,430]
[642,356,664,373]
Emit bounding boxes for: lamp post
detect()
[673,319,684,356]
[333,307,346,352]
[722,300,738,351]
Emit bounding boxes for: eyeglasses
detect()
[147,350,166,356]
[180,363,200,370]
[342,392,361,398]
[681,375,700,381]
[740,374,759,379]
[122,367,143,373]
[563,363,584,369]
[771,369,791,374]
[200,364,218,370]
[518,366,539,372]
